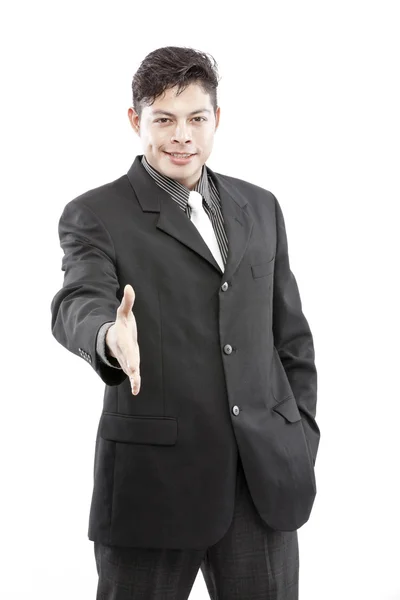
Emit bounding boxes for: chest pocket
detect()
[251,255,275,279]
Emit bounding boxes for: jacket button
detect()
[232,405,240,416]
[221,281,229,291]
[223,344,233,354]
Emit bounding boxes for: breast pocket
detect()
[251,255,275,279]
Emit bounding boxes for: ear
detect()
[128,107,140,135]
[215,106,221,131]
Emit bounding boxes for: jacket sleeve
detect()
[50,199,127,386]
[272,194,320,466]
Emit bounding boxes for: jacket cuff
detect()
[96,321,122,369]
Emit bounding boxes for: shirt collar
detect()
[141,154,213,211]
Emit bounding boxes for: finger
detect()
[118,284,135,319]
[118,342,140,393]
[126,360,141,395]
[119,348,138,377]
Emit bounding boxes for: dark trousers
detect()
[94,457,299,599]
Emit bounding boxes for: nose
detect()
[171,122,192,145]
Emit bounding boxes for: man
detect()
[50,46,320,600]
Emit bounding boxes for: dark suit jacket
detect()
[50,154,320,549]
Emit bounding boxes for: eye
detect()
[154,116,206,124]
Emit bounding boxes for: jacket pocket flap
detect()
[251,256,275,279]
[100,412,178,445]
[272,395,302,423]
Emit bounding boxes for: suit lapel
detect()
[126,155,253,281]
[157,193,222,272]
[207,166,254,282]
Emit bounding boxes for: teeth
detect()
[169,153,192,158]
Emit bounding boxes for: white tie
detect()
[187,191,225,272]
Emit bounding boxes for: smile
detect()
[163,152,196,164]
[165,152,195,157]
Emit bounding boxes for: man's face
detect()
[128,83,220,190]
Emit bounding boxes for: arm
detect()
[272,194,320,466]
[50,200,127,386]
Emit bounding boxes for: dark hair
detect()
[131,46,220,120]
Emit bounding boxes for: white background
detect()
[1,1,399,598]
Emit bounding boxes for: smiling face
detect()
[128,82,220,190]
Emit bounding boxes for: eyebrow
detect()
[151,109,211,117]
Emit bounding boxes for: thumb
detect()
[119,284,135,318]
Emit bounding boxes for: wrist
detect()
[105,324,116,358]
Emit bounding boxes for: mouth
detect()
[163,151,197,165]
